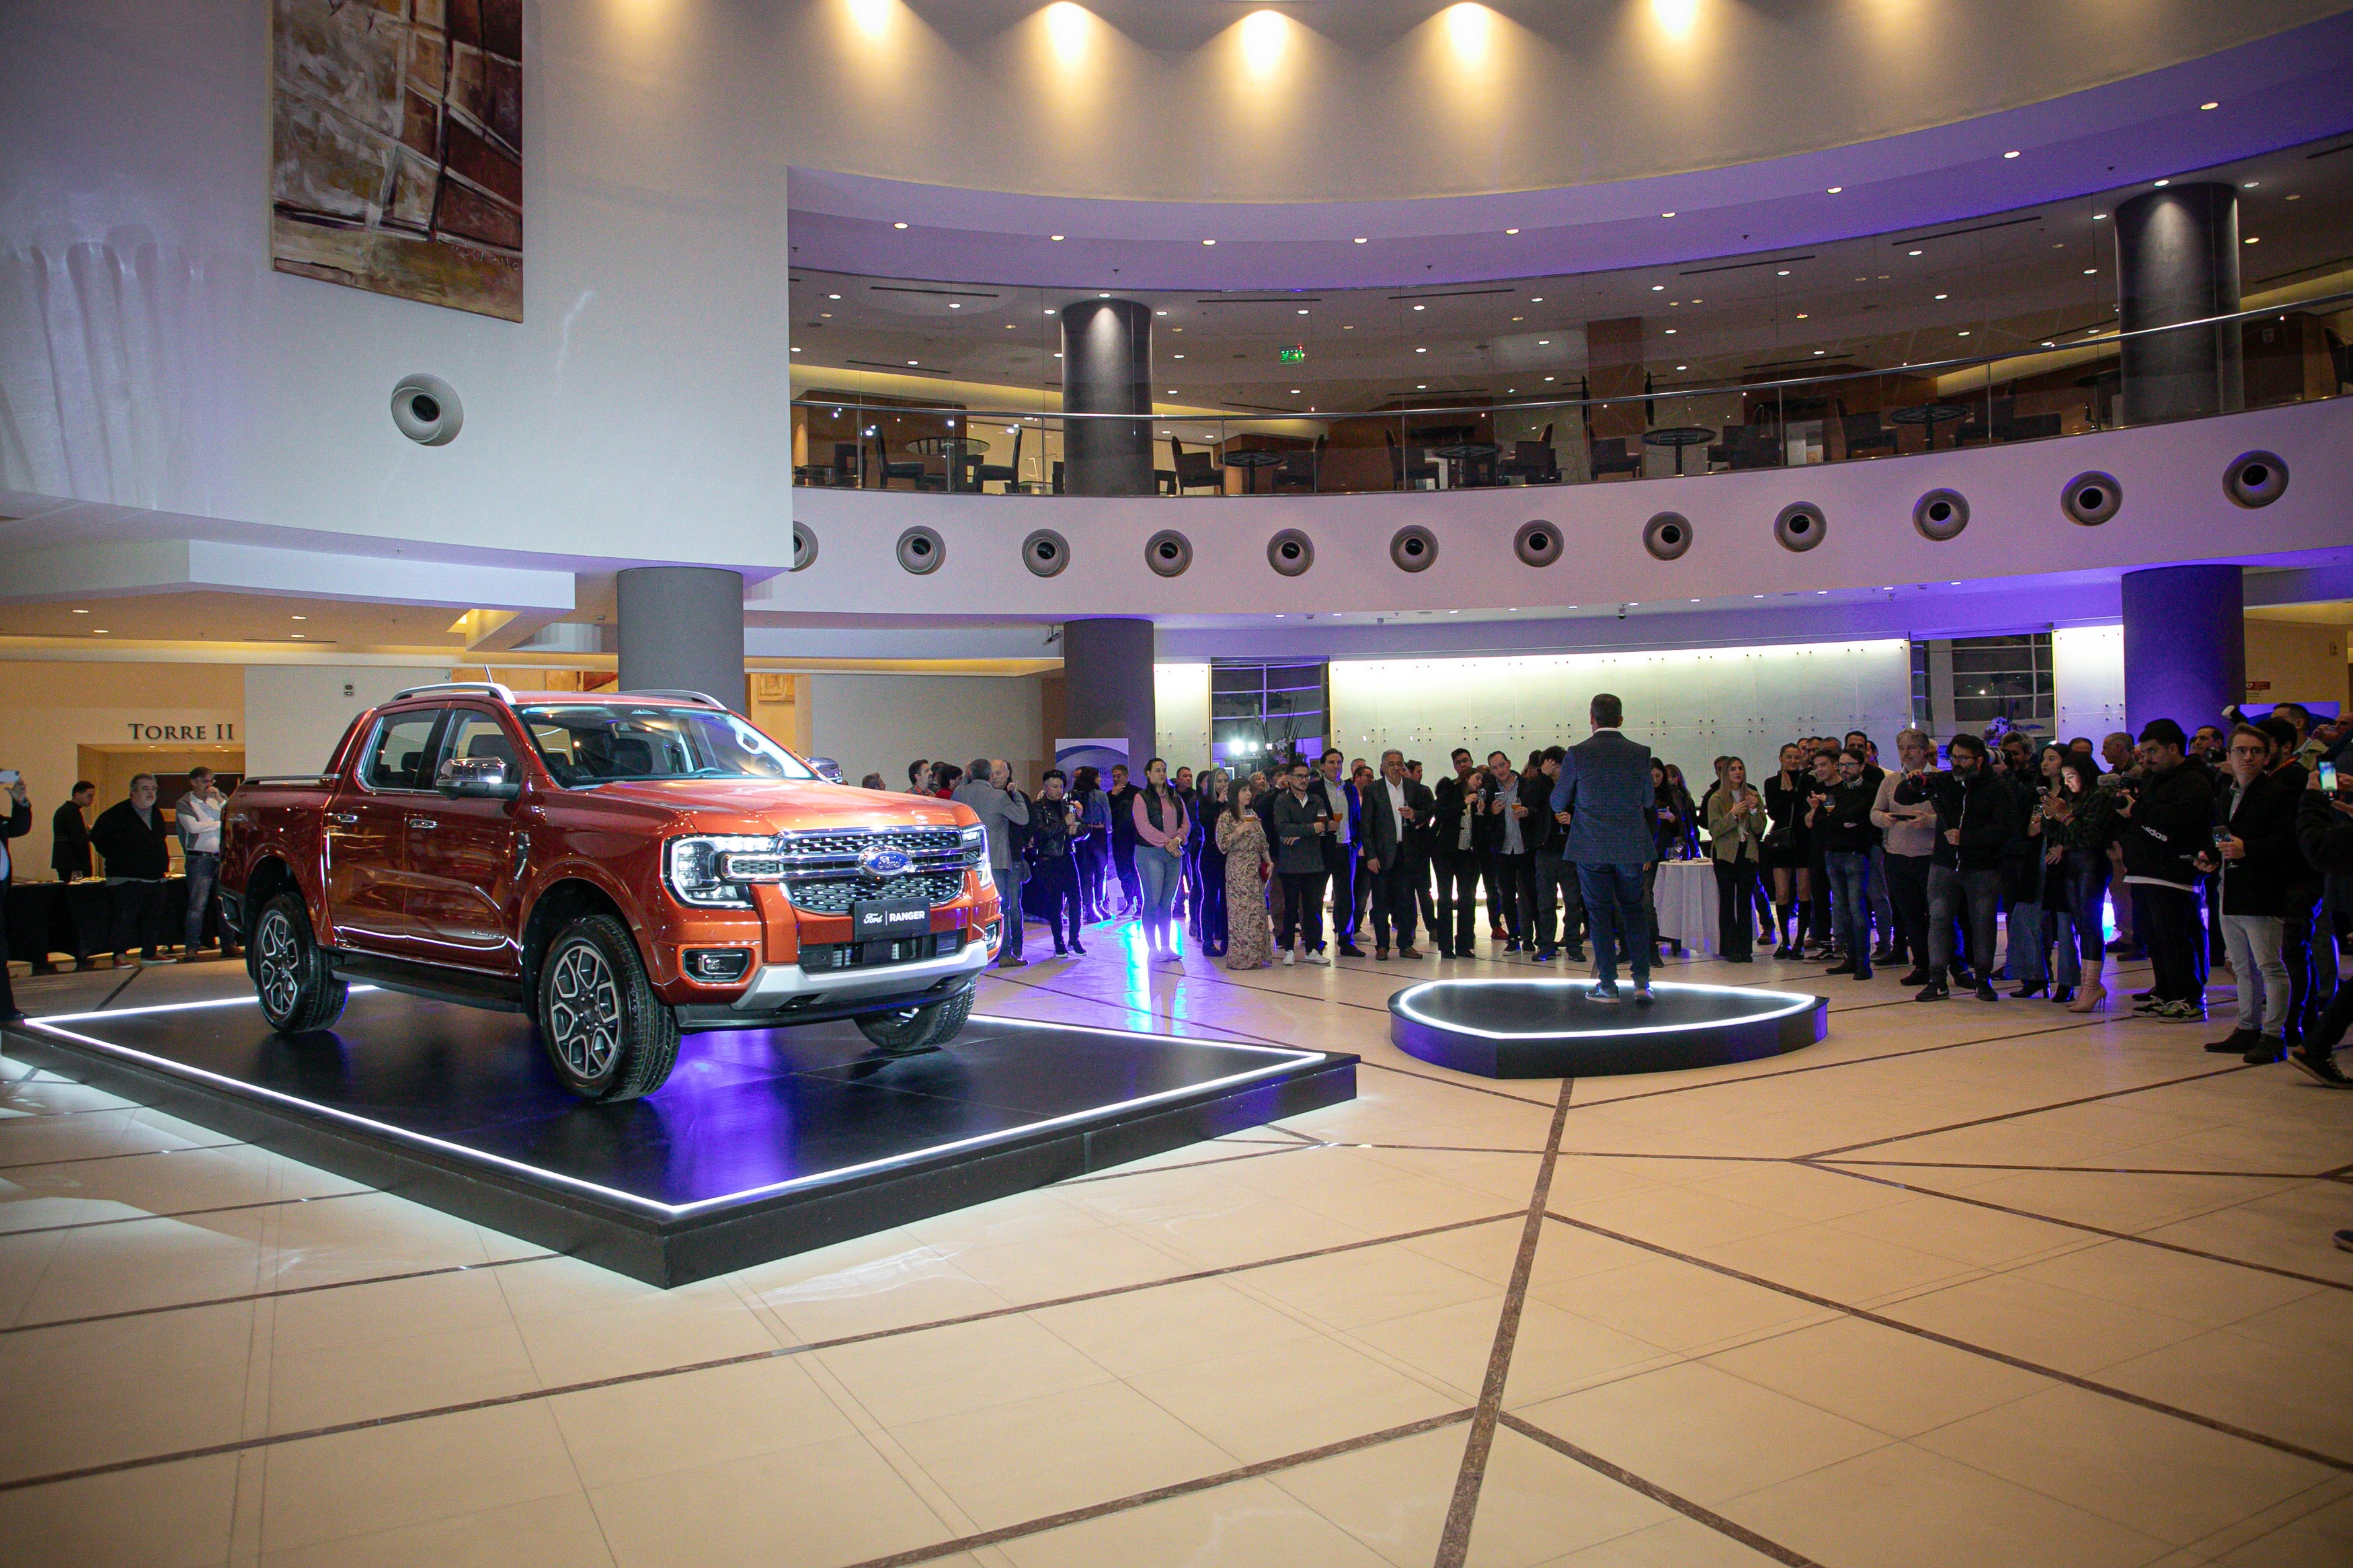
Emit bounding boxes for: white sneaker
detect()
[1306,950,1332,966]
[1283,949,1298,967]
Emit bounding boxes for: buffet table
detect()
[1650,858,1718,956]
[3,877,222,971]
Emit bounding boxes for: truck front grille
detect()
[799,930,965,973]
[784,868,967,915]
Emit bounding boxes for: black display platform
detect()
[11,990,1355,1286]
[1389,978,1825,1078]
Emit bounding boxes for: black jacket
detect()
[1810,778,1879,856]
[1,797,29,886]
[91,799,171,880]
[2295,788,2353,878]
[1519,771,1561,856]
[2118,761,2214,890]
[1925,767,2020,872]
[1361,776,1437,868]
[2210,771,2299,917]
[1109,784,1141,844]
[1026,795,1081,861]
[49,800,91,877]
[1431,774,1481,858]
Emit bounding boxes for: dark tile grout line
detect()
[0,1251,562,1337]
[1803,1160,2353,1292]
[1494,1413,1827,1568]
[1800,1061,2260,1159]
[0,1141,243,1173]
[1826,1157,2329,1179]
[1544,1210,2353,1475]
[0,1100,147,1122]
[1055,1143,1315,1186]
[831,1409,1480,1568]
[0,1188,375,1239]
[93,966,145,1013]
[0,1209,1525,1489]
[1434,1077,1577,1567]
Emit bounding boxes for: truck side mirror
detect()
[436,755,521,800]
[807,756,846,784]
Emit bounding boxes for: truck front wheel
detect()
[250,893,349,1034]
[854,986,975,1056]
[536,913,680,1102]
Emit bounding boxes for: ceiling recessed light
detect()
[2242,181,2260,190]
[291,633,306,639]
[2153,178,2169,188]
[1353,236,1367,243]
[1957,329,1971,336]
[291,614,307,620]
[1908,249,1923,256]
[1676,364,1688,370]
[949,302,960,308]
[92,628,109,634]
[1530,296,1544,302]
[2093,212,2108,220]
[1173,353,1184,358]
[1504,227,1519,235]
[1826,186,1843,194]
[1934,292,1948,300]
[1201,238,1215,245]
[2286,192,2301,200]
[1511,315,1524,321]
[1793,313,1806,320]
[1664,327,1677,333]
[1542,375,1554,382]
[72,608,89,614]
[2200,101,2219,110]
[1412,303,1425,311]
[1417,383,1427,388]
[1049,234,1064,241]
[1004,323,1014,329]
[1661,211,1675,218]
[2244,236,2260,244]
[1536,338,1549,344]
[818,312,830,318]
[1289,388,1300,395]
[892,221,908,229]
[2083,267,2096,275]
[1155,310,1167,316]
[2003,150,2020,159]
[1297,308,1308,314]
[1416,346,1427,352]
[1776,269,1790,276]
[1168,388,1178,395]
[1813,349,1825,355]
[1651,284,1665,291]
[827,293,841,300]
[790,346,801,352]
[1098,292,1109,298]
[906,360,918,365]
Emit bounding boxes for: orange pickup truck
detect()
[219,683,1000,1101]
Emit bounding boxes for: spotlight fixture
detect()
[949,302,959,308]
[1826,186,1843,194]
[1504,227,1519,235]
[2200,101,2219,110]
[2245,236,2260,244]
[1777,269,1790,276]
[1412,303,1425,311]
[1353,237,1367,243]
[2003,150,2020,159]
[72,608,89,614]
[827,293,841,300]
[1156,309,1167,316]
[1651,284,1664,291]
[1935,293,1948,300]
[2153,178,2169,188]
[1297,308,1308,314]
[1661,211,1675,217]
[892,221,908,229]
[1201,238,1216,245]
[1050,234,1064,241]
[1908,249,1923,256]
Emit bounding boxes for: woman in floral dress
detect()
[1215,780,1275,971]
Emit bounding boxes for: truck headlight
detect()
[664,835,774,909]
[959,823,988,866]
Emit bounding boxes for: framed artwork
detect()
[271,0,523,321]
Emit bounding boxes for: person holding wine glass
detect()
[1704,757,1767,962]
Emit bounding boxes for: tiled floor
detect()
[1,928,2348,1567]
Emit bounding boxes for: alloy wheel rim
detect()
[257,910,300,1019]
[548,943,622,1079]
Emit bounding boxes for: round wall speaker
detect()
[1267,528,1314,577]
[1514,520,1562,568]
[1773,502,1827,552]
[1912,489,1969,542]
[1643,511,1692,561]
[1144,530,1193,577]
[2062,470,2121,526]
[895,526,945,575]
[390,373,462,446]
[1390,525,1438,573]
[2223,450,2288,509]
[790,523,818,572]
[1021,528,1070,577]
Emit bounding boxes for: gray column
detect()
[2122,565,2243,736]
[2113,181,2242,425]
[1060,298,1154,496]
[1061,618,1156,763]
[616,566,746,712]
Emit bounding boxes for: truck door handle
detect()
[326,813,359,825]
[408,817,439,831]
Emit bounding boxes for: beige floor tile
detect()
[2225,1288,2353,1359]
[1550,1182,1808,1254]
[1461,1424,1692,1568]
[0,1301,255,1481]
[1531,1248,1836,1354]
[1725,1440,2178,1568]
[549,1356,865,1490]
[1533,1512,1804,1567]
[1028,1274,1324,1377]
[11,1206,270,1326]
[512,1290,783,1389]
[2141,1185,2353,1286]
[1820,1186,2095,1267]
[1685,1216,1985,1305]
[260,1190,500,1290]
[1877,1268,2212,1375]
[998,1475,1395,1567]
[2206,1486,2353,1567]
[587,1432,953,1568]
[266,1316,542,1433]
[1699,1314,2052,1437]
[2098,1327,2353,1463]
[740,1241,1017,1345]
[1259,1421,1467,1566]
[816,1311,1116,1430]
[268,1255,526,1358]
[0,1105,227,1168]
[0,1451,239,1568]
[1513,1362,1892,1507]
[885,1377,1239,1530]
[256,1489,616,1568]
[1128,1333,1464,1464]
[1911,1383,2336,1547]
[1242,1232,1509,1330]
[2004,1237,2327,1330]
[257,1402,586,1555]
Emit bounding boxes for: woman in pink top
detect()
[1131,757,1191,961]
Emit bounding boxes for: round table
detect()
[906,434,990,491]
[1222,448,1287,494]
[1641,426,1716,475]
[1888,404,1968,449]
[1650,856,1719,956]
[1429,442,1499,489]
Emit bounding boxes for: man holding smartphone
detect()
[2196,726,2297,1060]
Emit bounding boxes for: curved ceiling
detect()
[785,8,2353,290]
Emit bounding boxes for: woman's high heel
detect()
[2010,982,2048,1000]
[2067,984,2108,1014]
[2050,987,2073,1004]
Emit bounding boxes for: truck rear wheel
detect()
[250,893,349,1034]
[536,912,680,1102]
[854,987,975,1056]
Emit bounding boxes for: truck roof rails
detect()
[392,680,516,702]
[618,689,730,709]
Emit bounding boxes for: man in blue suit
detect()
[1549,692,1657,1003]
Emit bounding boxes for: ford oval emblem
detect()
[859,845,913,879]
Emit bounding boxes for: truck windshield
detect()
[518,704,817,787]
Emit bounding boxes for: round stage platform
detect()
[1388,979,1827,1079]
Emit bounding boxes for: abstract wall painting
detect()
[271,0,522,321]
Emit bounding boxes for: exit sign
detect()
[1279,345,1307,362]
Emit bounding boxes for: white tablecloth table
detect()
[1650,857,1718,956]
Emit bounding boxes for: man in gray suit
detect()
[1549,693,1658,1003]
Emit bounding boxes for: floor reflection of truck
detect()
[219,684,998,1100]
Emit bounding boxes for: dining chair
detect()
[975,427,1024,492]
[1170,437,1223,495]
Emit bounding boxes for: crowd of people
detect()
[895,698,2353,1081]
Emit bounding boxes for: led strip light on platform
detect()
[1390,978,1817,1040]
[15,1001,1320,1221]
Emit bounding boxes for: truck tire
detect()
[854,986,975,1056]
[249,892,349,1034]
[536,912,680,1102]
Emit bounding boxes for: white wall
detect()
[0,1,793,568]
[804,673,1043,794]
[1330,641,1913,784]
[2052,624,2127,741]
[243,664,445,777]
[1154,663,1211,770]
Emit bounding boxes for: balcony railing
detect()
[791,294,2352,497]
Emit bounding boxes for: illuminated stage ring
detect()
[1388,978,1826,1079]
